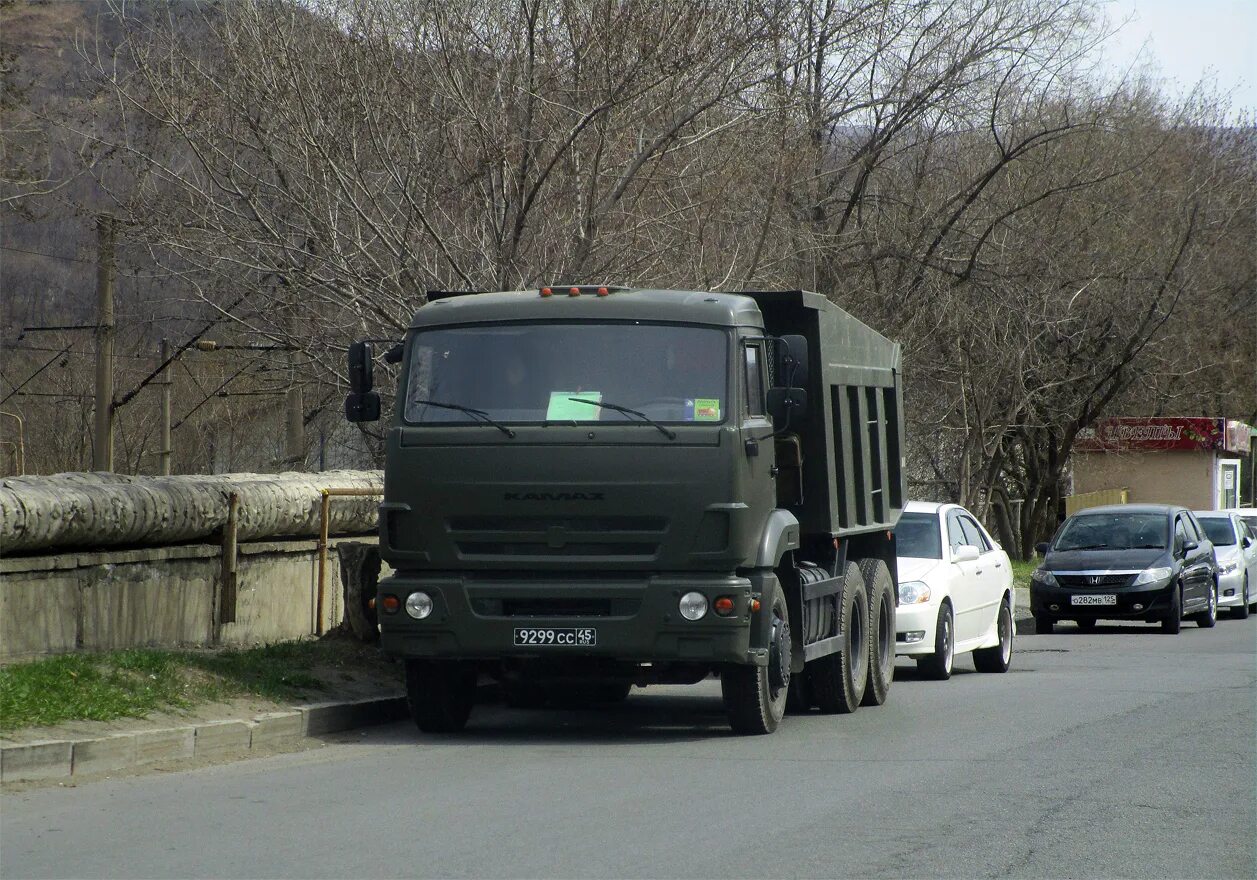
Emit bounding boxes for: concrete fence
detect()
[0,537,387,662]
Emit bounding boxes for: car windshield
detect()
[404,323,728,425]
[1054,513,1168,551]
[1197,518,1236,545]
[1242,516,1257,535]
[895,512,942,559]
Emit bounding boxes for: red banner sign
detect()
[1075,417,1225,452]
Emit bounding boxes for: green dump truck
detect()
[346,287,905,735]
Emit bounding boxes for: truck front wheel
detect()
[809,560,868,713]
[406,660,476,733]
[721,592,791,735]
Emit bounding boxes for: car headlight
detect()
[1132,567,1173,586]
[1030,569,1058,587]
[898,581,931,605]
[1219,562,1238,575]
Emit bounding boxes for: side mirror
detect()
[1244,536,1253,548]
[1035,542,1049,557]
[348,341,374,393]
[1182,539,1198,553]
[774,335,809,388]
[345,341,380,423]
[767,387,808,428]
[953,544,980,563]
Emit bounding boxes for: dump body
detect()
[743,290,905,538]
[360,287,905,733]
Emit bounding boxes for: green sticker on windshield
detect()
[693,398,721,421]
[547,391,601,420]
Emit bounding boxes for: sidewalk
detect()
[1,690,407,786]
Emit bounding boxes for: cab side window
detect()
[1173,517,1188,553]
[743,343,766,417]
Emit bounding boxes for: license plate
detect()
[1071,594,1117,606]
[513,627,597,647]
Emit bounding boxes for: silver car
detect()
[1194,511,1257,618]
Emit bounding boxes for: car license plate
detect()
[1071,594,1116,606]
[513,627,597,647]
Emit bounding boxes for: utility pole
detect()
[159,337,172,476]
[92,215,116,472]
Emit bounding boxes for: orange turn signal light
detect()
[380,595,401,614]
[714,596,736,617]
[568,286,581,296]
[750,598,761,613]
[540,287,553,297]
[596,286,610,297]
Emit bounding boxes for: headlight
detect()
[898,581,931,605]
[1132,567,1173,586]
[678,591,708,621]
[1030,569,1058,587]
[405,591,434,619]
[1219,562,1238,575]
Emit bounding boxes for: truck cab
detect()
[347,287,904,735]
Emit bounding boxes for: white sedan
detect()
[893,501,1016,679]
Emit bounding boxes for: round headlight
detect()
[405,591,434,620]
[678,591,708,621]
[898,581,931,605]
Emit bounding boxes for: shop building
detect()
[1071,417,1254,511]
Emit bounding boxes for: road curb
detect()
[0,694,407,784]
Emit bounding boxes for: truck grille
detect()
[448,515,666,559]
[470,597,642,618]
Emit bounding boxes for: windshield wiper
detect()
[1065,543,1109,551]
[568,398,676,440]
[410,399,515,438]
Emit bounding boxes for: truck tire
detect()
[858,557,895,707]
[721,591,791,735]
[406,660,476,733]
[808,560,868,714]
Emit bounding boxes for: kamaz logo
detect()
[503,491,605,501]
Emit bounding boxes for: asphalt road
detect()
[4,618,1254,880]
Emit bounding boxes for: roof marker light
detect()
[597,287,610,297]
[540,287,553,297]
[568,287,581,296]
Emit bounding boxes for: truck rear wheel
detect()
[406,660,476,733]
[858,557,895,707]
[721,592,791,735]
[809,560,868,714]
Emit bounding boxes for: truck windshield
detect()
[404,323,728,425]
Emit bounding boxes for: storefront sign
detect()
[1075,417,1226,452]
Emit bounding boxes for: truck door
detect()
[740,340,777,529]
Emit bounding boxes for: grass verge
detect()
[1010,556,1040,588]
[0,638,381,733]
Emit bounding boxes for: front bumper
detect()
[894,601,937,656]
[1030,579,1175,621]
[378,571,758,664]
[1216,568,1245,607]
